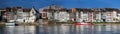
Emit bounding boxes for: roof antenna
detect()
[31,2,35,8]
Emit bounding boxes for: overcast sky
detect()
[0,0,120,10]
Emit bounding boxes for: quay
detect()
[0,19,120,26]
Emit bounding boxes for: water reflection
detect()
[0,24,120,34]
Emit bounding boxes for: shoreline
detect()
[0,22,120,26]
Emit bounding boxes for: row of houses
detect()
[40,5,120,22]
[0,7,37,23]
[1,5,120,23]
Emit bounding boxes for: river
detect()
[0,24,120,34]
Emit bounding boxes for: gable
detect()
[30,8,36,14]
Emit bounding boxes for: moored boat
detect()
[6,22,15,26]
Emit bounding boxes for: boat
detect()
[74,22,94,26]
[5,22,15,26]
[8,20,15,22]
[75,22,89,25]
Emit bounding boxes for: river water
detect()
[0,24,120,34]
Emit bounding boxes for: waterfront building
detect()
[0,9,6,22]
[40,5,120,23]
[70,8,118,22]
[40,8,47,19]
[8,8,14,22]
[1,5,119,23]
[100,8,118,22]
[55,9,69,22]
[5,7,14,22]
[26,7,36,23]
[40,5,70,22]
[16,7,24,22]
[91,8,102,22]
[4,7,37,23]
[116,12,120,22]
[71,8,94,22]
[70,8,77,22]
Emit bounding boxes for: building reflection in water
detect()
[5,26,15,34]
[1,24,120,34]
[0,26,36,34]
[0,26,5,34]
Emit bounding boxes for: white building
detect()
[55,11,69,22]
[16,9,24,23]
[73,8,119,23]
[101,11,117,22]
[95,12,102,22]
[16,7,36,23]
[39,5,63,19]
[39,5,70,22]
[75,11,93,22]
[24,8,36,23]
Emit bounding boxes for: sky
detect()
[0,0,120,10]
